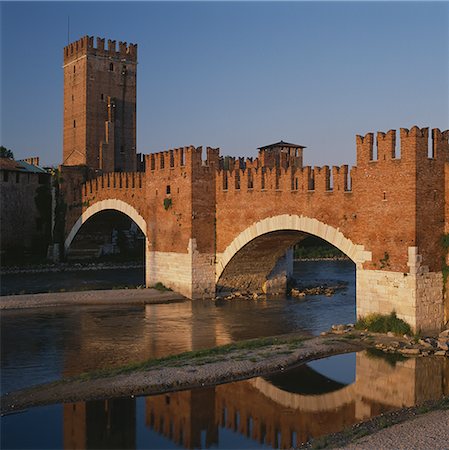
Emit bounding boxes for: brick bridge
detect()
[62,126,449,333]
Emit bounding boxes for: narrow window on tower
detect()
[109,63,114,72]
[73,120,76,128]
[120,145,125,154]
[73,65,76,73]
[100,93,104,101]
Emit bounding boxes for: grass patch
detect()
[69,335,307,382]
[311,435,331,449]
[341,333,358,340]
[151,282,172,292]
[355,312,411,336]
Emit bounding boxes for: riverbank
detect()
[301,397,449,449]
[0,288,185,310]
[1,333,365,413]
[0,260,143,275]
[3,328,448,414]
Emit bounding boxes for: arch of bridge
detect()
[64,198,147,251]
[216,214,372,281]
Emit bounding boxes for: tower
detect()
[63,36,137,172]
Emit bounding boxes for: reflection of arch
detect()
[216,215,371,281]
[64,199,147,251]
[249,377,356,413]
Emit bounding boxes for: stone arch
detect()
[64,199,147,251]
[216,214,371,282]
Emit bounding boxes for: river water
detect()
[1,261,355,394]
[2,260,447,449]
[2,351,448,449]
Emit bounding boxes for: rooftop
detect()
[0,158,48,174]
[258,140,307,150]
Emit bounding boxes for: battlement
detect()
[82,172,144,196]
[217,164,352,194]
[143,146,220,172]
[356,126,449,165]
[63,35,137,65]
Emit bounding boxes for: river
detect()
[1,260,355,393]
[4,260,446,449]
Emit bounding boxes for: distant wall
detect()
[0,169,51,255]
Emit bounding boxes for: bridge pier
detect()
[356,247,444,334]
[262,249,294,294]
[145,239,216,299]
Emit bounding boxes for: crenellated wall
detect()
[63,35,137,65]
[63,126,449,332]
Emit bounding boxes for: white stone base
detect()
[356,269,443,334]
[145,239,215,299]
[263,249,294,294]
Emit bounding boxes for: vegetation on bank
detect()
[151,282,172,292]
[294,236,346,260]
[355,312,411,336]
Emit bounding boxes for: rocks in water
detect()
[439,329,449,338]
[437,330,449,352]
[290,283,347,298]
[418,338,435,349]
[400,348,420,355]
[329,323,353,334]
[291,288,305,298]
[221,290,264,301]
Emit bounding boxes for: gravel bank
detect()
[1,334,364,413]
[0,288,185,310]
[339,409,449,450]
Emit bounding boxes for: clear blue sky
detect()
[1,1,448,167]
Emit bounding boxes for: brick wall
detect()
[0,170,50,253]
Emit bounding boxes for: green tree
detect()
[0,146,14,159]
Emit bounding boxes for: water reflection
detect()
[2,351,448,449]
[1,261,356,393]
[141,353,449,449]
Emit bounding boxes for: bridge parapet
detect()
[357,126,449,165]
[82,172,144,195]
[143,145,220,172]
[217,164,352,194]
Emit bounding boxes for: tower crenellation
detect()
[63,35,137,65]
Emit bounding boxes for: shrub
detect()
[152,282,171,292]
[355,311,411,335]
